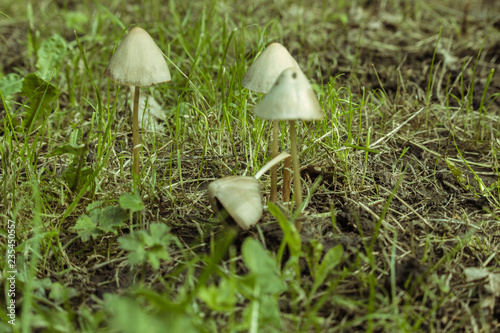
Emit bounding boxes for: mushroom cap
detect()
[104,27,171,87]
[242,43,300,93]
[253,67,323,121]
[208,176,263,230]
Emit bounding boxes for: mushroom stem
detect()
[282,156,291,202]
[289,120,302,231]
[254,151,290,180]
[270,120,279,202]
[132,85,141,176]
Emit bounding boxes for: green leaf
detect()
[119,192,145,212]
[21,73,58,131]
[48,282,79,305]
[105,294,197,333]
[311,244,343,295]
[36,34,68,80]
[97,206,128,234]
[0,73,23,98]
[62,165,93,192]
[72,214,102,242]
[118,223,176,269]
[445,158,469,190]
[87,200,103,212]
[242,238,286,295]
[49,143,87,157]
[198,279,237,312]
[267,202,301,257]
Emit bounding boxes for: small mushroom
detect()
[208,176,262,230]
[104,27,171,177]
[242,43,300,202]
[209,152,291,229]
[253,67,323,231]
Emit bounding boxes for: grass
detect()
[1,0,500,332]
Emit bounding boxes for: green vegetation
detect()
[1,0,500,332]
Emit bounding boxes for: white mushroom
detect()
[104,27,171,176]
[253,67,323,231]
[242,43,300,202]
[209,152,291,229]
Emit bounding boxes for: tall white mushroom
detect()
[253,67,323,231]
[242,43,300,203]
[104,27,171,177]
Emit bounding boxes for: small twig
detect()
[379,185,434,230]
[370,107,425,149]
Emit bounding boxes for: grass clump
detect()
[1,0,500,332]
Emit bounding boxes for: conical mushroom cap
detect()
[104,27,171,87]
[242,43,300,93]
[253,67,323,121]
[208,176,263,229]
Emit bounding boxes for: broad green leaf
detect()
[311,245,343,295]
[105,295,167,333]
[21,73,58,131]
[36,34,68,80]
[97,206,128,234]
[198,279,237,312]
[49,143,87,157]
[73,214,101,242]
[267,202,301,257]
[62,165,93,192]
[119,192,145,212]
[0,73,23,98]
[242,238,286,294]
[119,233,147,266]
[87,200,103,212]
[48,282,79,304]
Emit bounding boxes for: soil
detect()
[2,0,500,331]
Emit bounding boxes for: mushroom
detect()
[209,152,291,229]
[104,27,171,177]
[253,67,323,231]
[242,43,300,202]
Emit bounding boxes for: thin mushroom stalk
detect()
[241,43,300,203]
[270,119,279,202]
[252,67,324,232]
[289,120,303,217]
[132,86,141,176]
[104,27,171,181]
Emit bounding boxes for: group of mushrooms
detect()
[104,27,323,232]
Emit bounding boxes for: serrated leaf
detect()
[242,238,286,294]
[119,193,145,212]
[21,73,58,131]
[118,223,176,269]
[87,200,103,212]
[311,245,343,295]
[0,73,23,97]
[97,206,128,234]
[36,34,68,80]
[73,214,102,242]
[198,279,237,312]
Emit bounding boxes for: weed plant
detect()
[1,0,500,332]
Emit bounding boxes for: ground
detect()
[1,0,500,332]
